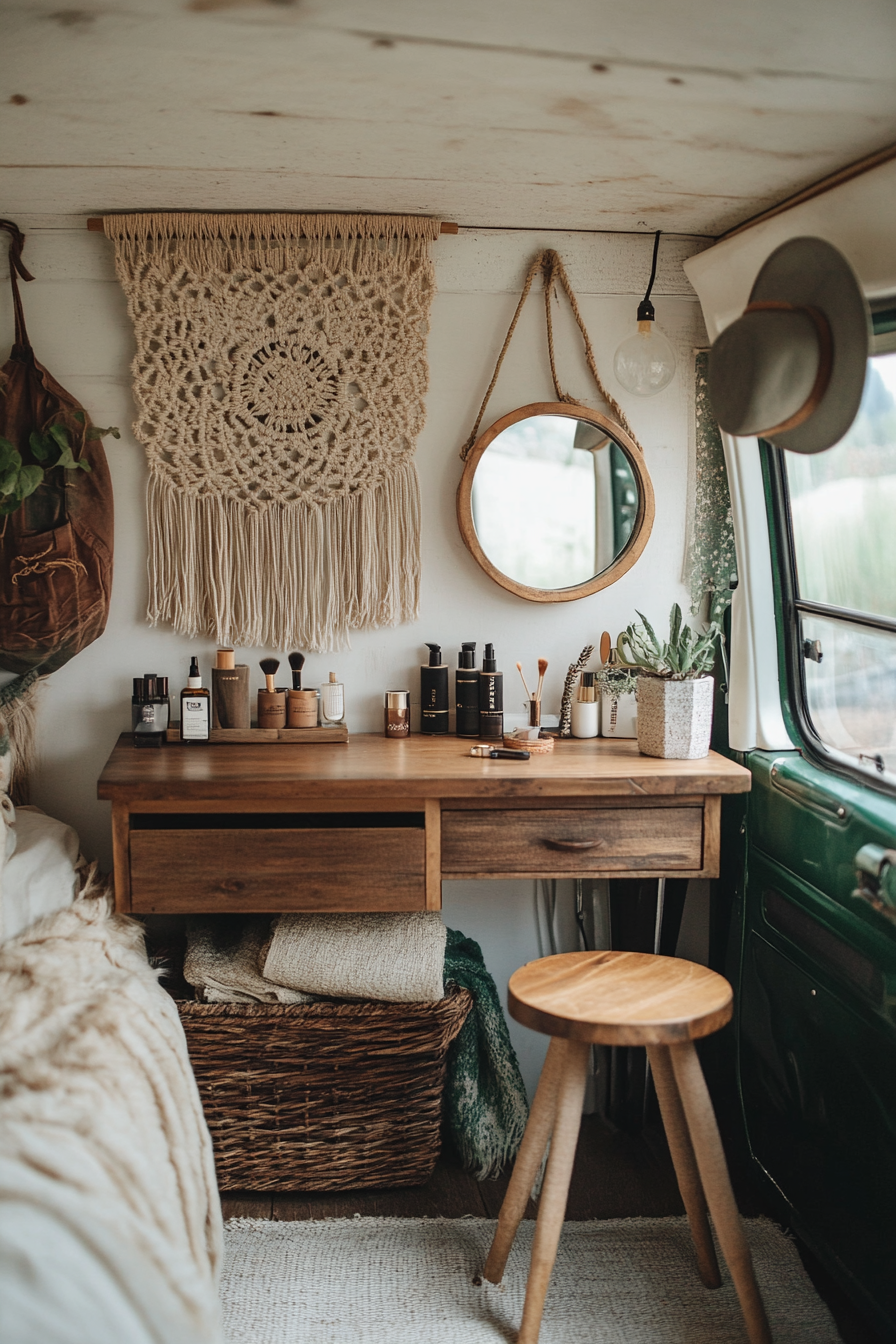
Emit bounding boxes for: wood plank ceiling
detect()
[2,0,896,235]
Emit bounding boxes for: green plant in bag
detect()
[617,603,720,680]
[0,412,119,516]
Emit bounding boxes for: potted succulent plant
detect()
[617,604,721,759]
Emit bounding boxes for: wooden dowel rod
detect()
[86,217,459,234]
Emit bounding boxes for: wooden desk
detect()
[97,734,751,915]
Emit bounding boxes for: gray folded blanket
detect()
[184,917,312,1004]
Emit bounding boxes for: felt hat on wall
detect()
[708,236,870,455]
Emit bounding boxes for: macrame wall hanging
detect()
[105,212,440,652]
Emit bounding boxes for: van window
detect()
[782,335,896,780]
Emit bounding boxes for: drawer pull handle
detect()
[542,838,604,852]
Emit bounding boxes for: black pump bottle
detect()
[479,643,503,740]
[421,642,449,735]
[455,641,480,738]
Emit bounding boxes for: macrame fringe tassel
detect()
[147,465,421,653]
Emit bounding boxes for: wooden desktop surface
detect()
[98,733,751,803]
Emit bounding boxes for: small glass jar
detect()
[384,689,411,738]
[320,672,345,725]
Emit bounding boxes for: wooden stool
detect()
[483,950,772,1344]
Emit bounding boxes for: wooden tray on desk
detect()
[165,724,349,745]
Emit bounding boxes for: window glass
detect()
[799,613,896,774]
[783,345,896,779]
[786,351,896,620]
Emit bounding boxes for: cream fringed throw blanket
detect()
[105,212,439,652]
[0,877,223,1344]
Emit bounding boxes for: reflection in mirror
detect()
[470,414,639,591]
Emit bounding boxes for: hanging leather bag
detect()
[0,220,114,675]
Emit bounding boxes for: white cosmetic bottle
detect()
[571,671,599,738]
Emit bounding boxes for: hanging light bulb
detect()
[613,230,677,396]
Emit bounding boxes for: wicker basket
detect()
[177,987,472,1191]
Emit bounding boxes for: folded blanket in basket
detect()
[184,917,312,1004]
[264,913,527,1178]
[261,911,446,1003]
[185,910,528,1180]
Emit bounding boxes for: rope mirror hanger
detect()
[456,250,655,604]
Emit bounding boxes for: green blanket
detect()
[443,928,529,1180]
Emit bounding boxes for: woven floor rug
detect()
[221,1215,841,1343]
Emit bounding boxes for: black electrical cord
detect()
[575,879,590,951]
[636,230,661,323]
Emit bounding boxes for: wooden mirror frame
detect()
[456,401,655,603]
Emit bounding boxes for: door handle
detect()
[770,759,848,820]
[853,843,896,918]
[541,838,604,851]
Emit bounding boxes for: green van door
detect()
[735,316,896,1337]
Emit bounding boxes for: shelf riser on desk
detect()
[165,725,349,745]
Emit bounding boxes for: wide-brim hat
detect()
[708,236,869,455]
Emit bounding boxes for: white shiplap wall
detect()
[0,222,708,1094]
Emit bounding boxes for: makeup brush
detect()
[259,657,279,693]
[287,651,305,690]
[516,661,533,702]
[535,657,548,705]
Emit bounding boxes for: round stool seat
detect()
[508,950,732,1046]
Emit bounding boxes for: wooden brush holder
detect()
[257,688,288,730]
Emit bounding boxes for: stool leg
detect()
[484,1036,566,1284]
[646,1043,721,1289]
[670,1040,773,1344]
[517,1038,590,1344]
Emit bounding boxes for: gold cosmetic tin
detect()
[287,688,319,728]
[384,689,411,738]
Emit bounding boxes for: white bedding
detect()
[0,805,80,942]
[0,879,224,1344]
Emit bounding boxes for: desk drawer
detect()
[441,807,703,875]
[130,826,425,913]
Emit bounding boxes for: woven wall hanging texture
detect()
[683,349,736,625]
[104,212,440,651]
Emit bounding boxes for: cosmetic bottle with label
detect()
[212,646,251,729]
[180,657,211,743]
[478,643,503,740]
[571,671,599,738]
[455,641,480,738]
[421,643,449,735]
[133,674,170,747]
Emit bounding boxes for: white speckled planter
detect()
[636,674,714,759]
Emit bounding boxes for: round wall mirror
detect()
[456,402,655,602]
